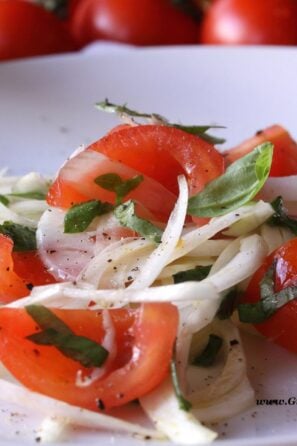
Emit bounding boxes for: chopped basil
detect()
[114,200,163,243]
[0,221,36,251]
[170,359,192,412]
[26,305,108,368]
[216,288,239,320]
[173,265,211,284]
[95,173,143,205]
[238,262,297,323]
[192,334,223,367]
[268,196,297,235]
[0,194,9,206]
[9,191,47,200]
[95,99,225,144]
[64,199,113,233]
[187,143,273,217]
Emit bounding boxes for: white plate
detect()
[1,45,297,446]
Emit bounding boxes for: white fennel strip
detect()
[170,201,272,263]
[10,233,267,310]
[260,175,297,202]
[129,175,188,289]
[140,377,217,445]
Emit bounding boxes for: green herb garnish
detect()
[238,262,297,323]
[187,143,273,217]
[9,191,47,200]
[192,334,223,367]
[173,265,211,284]
[170,359,192,412]
[95,99,225,145]
[268,196,297,235]
[216,288,239,320]
[64,199,113,233]
[95,173,143,205]
[0,195,9,206]
[0,221,36,251]
[114,200,163,243]
[26,305,108,368]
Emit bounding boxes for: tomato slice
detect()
[242,238,297,353]
[0,234,55,304]
[225,125,297,177]
[0,303,178,410]
[88,125,224,196]
[47,125,224,221]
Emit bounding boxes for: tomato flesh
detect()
[0,234,56,304]
[0,303,178,410]
[243,238,297,353]
[48,125,224,223]
[225,125,297,177]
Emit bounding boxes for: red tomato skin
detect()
[201,0,297,45]
[88,125,225,197]
[0,303,178,410]
[225,125,297,177]
[47,125,224,226]
[69,0,199,47]
[0,234,56,304]
[243,238,297,354]
[0,0,76,61]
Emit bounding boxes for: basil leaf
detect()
[95,173,143,205]
[268,196,297,235]
[173,265,211,284]
[114,200,163,243]
[170,359,192,412]
[216,288,239,320]
[0,195,9,206]
[0,221,36,251]
[95,99,225,144]
[238,263,297,323]
[9,191,47,200]
[192,334,223,367]
[187,142,273,217]
[26,305,108,368]
[64,200,113,233]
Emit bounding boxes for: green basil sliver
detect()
[114,200,163,243]
[26,305,108,368]
[238,262,297,323]
[268,196,297,235]
[192,334,223,367]
[0,221,36,251]
[170,359,192,412]
[95,173,143,205]
[0,194,9,206]
[9,191,47,200]
[173,265,211,284]
[187,142,273,217]
[64,199,113,233]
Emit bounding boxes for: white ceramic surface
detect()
[1,45,297,446]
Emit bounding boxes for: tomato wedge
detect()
[242,238,297,354]
[0,303,178,410]
[48,125,224,221]
[0,234,55,304]
[225,125,297,177]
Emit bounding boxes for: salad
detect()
[0,101,297,444]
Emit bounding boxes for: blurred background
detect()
[1,0,297,62]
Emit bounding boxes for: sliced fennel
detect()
[140,377,217,445]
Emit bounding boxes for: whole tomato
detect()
[69,0,199,47]
[201,0,297,45]
[0,0,76,61]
